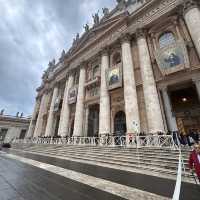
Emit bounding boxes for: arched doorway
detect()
[114,111,126,136]
[87,104,99,137]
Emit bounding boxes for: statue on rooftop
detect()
[92,12,100,26]
[116,0,126,10]
[102,7,109,17]
[76,33,79,41]
[84,23,90,32]
[0,109,4,115]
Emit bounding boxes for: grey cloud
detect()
[0,0,116,116]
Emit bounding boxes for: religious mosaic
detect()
[155,42,190,75]
[53,97,61,112]
[68,87,78,104]
[106,65,122,90]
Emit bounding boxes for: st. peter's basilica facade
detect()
[27,0,200,138]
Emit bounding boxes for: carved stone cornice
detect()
[183,0,199,15]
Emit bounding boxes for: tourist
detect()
[188,144,200,183]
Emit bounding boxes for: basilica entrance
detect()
[87,104,99,137]
[170,84,200,134]
[114,111,126,136]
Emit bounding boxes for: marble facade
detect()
[27,0,200,138]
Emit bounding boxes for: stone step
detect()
[25,148,192,181]
[21,146,189,163]
[27,148,191,176]
[30,149,183,170]
[17,144,190,157]
[34,148,187,167]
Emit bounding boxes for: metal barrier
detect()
[12,134,176,148]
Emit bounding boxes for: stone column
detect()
[137,30,164,133]
[26,100,40,138]
[44,86,59,136]
[161,87,178,132]
[184,0,200,58]
[84,106,89,137]
[73,66,86,137]
[99,49,111,135]
[58,74,74,136]
[193,78,200,101]
[121,34,140,134]
[33,92,49,137]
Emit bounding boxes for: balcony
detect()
[85,76,100,90]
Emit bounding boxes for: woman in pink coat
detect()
[188,144,200,182]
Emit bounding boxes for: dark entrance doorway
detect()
[170,84,200,134]
[87,104,99,137]
[54,115,60,137]
[70,119,74,137]
[114,111,126,136]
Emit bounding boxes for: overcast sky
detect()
[0,0,116,116]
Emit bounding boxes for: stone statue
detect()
[116,0,126,10]
[59,50,65,62]
[92,12,100,26]
[61,50,65,58]
[72,33,80,46]
[76,33,79,41]
[20,112,23,118]
[84,23,90,32]
[52,59,56,66]
[102,7,109,17]
[0,109,4,115]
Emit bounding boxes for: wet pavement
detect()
[1,148,200,200]
[0,153,126,200]
[2,149,200,200]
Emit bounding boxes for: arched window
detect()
[159,32,175,48]
[112,52,121,66]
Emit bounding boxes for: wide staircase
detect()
[9,143,195,184]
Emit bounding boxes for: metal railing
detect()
[11,134,176,148]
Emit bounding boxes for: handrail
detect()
[172,150,182,200]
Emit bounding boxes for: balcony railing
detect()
[12,135,176,149]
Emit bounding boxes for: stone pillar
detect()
[33,92,49,137]
[84,106,89,137]
[193,78,200,101]
[26,100,40,138]
[161,87,178,132]
[121,34,140,134]
[58,74,74,137]
[137,30,164,133]
[44,86,59,136]
[99,49,111,135]
[73,66,86,137]
[184,0,200,58]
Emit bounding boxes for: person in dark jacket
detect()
[188,144,200,182]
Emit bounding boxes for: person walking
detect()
[188,144,200,183]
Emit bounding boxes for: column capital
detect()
[120,33,132,44]
[183,0,199,15]
[136,28,147,40]
[100,46,110,56]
